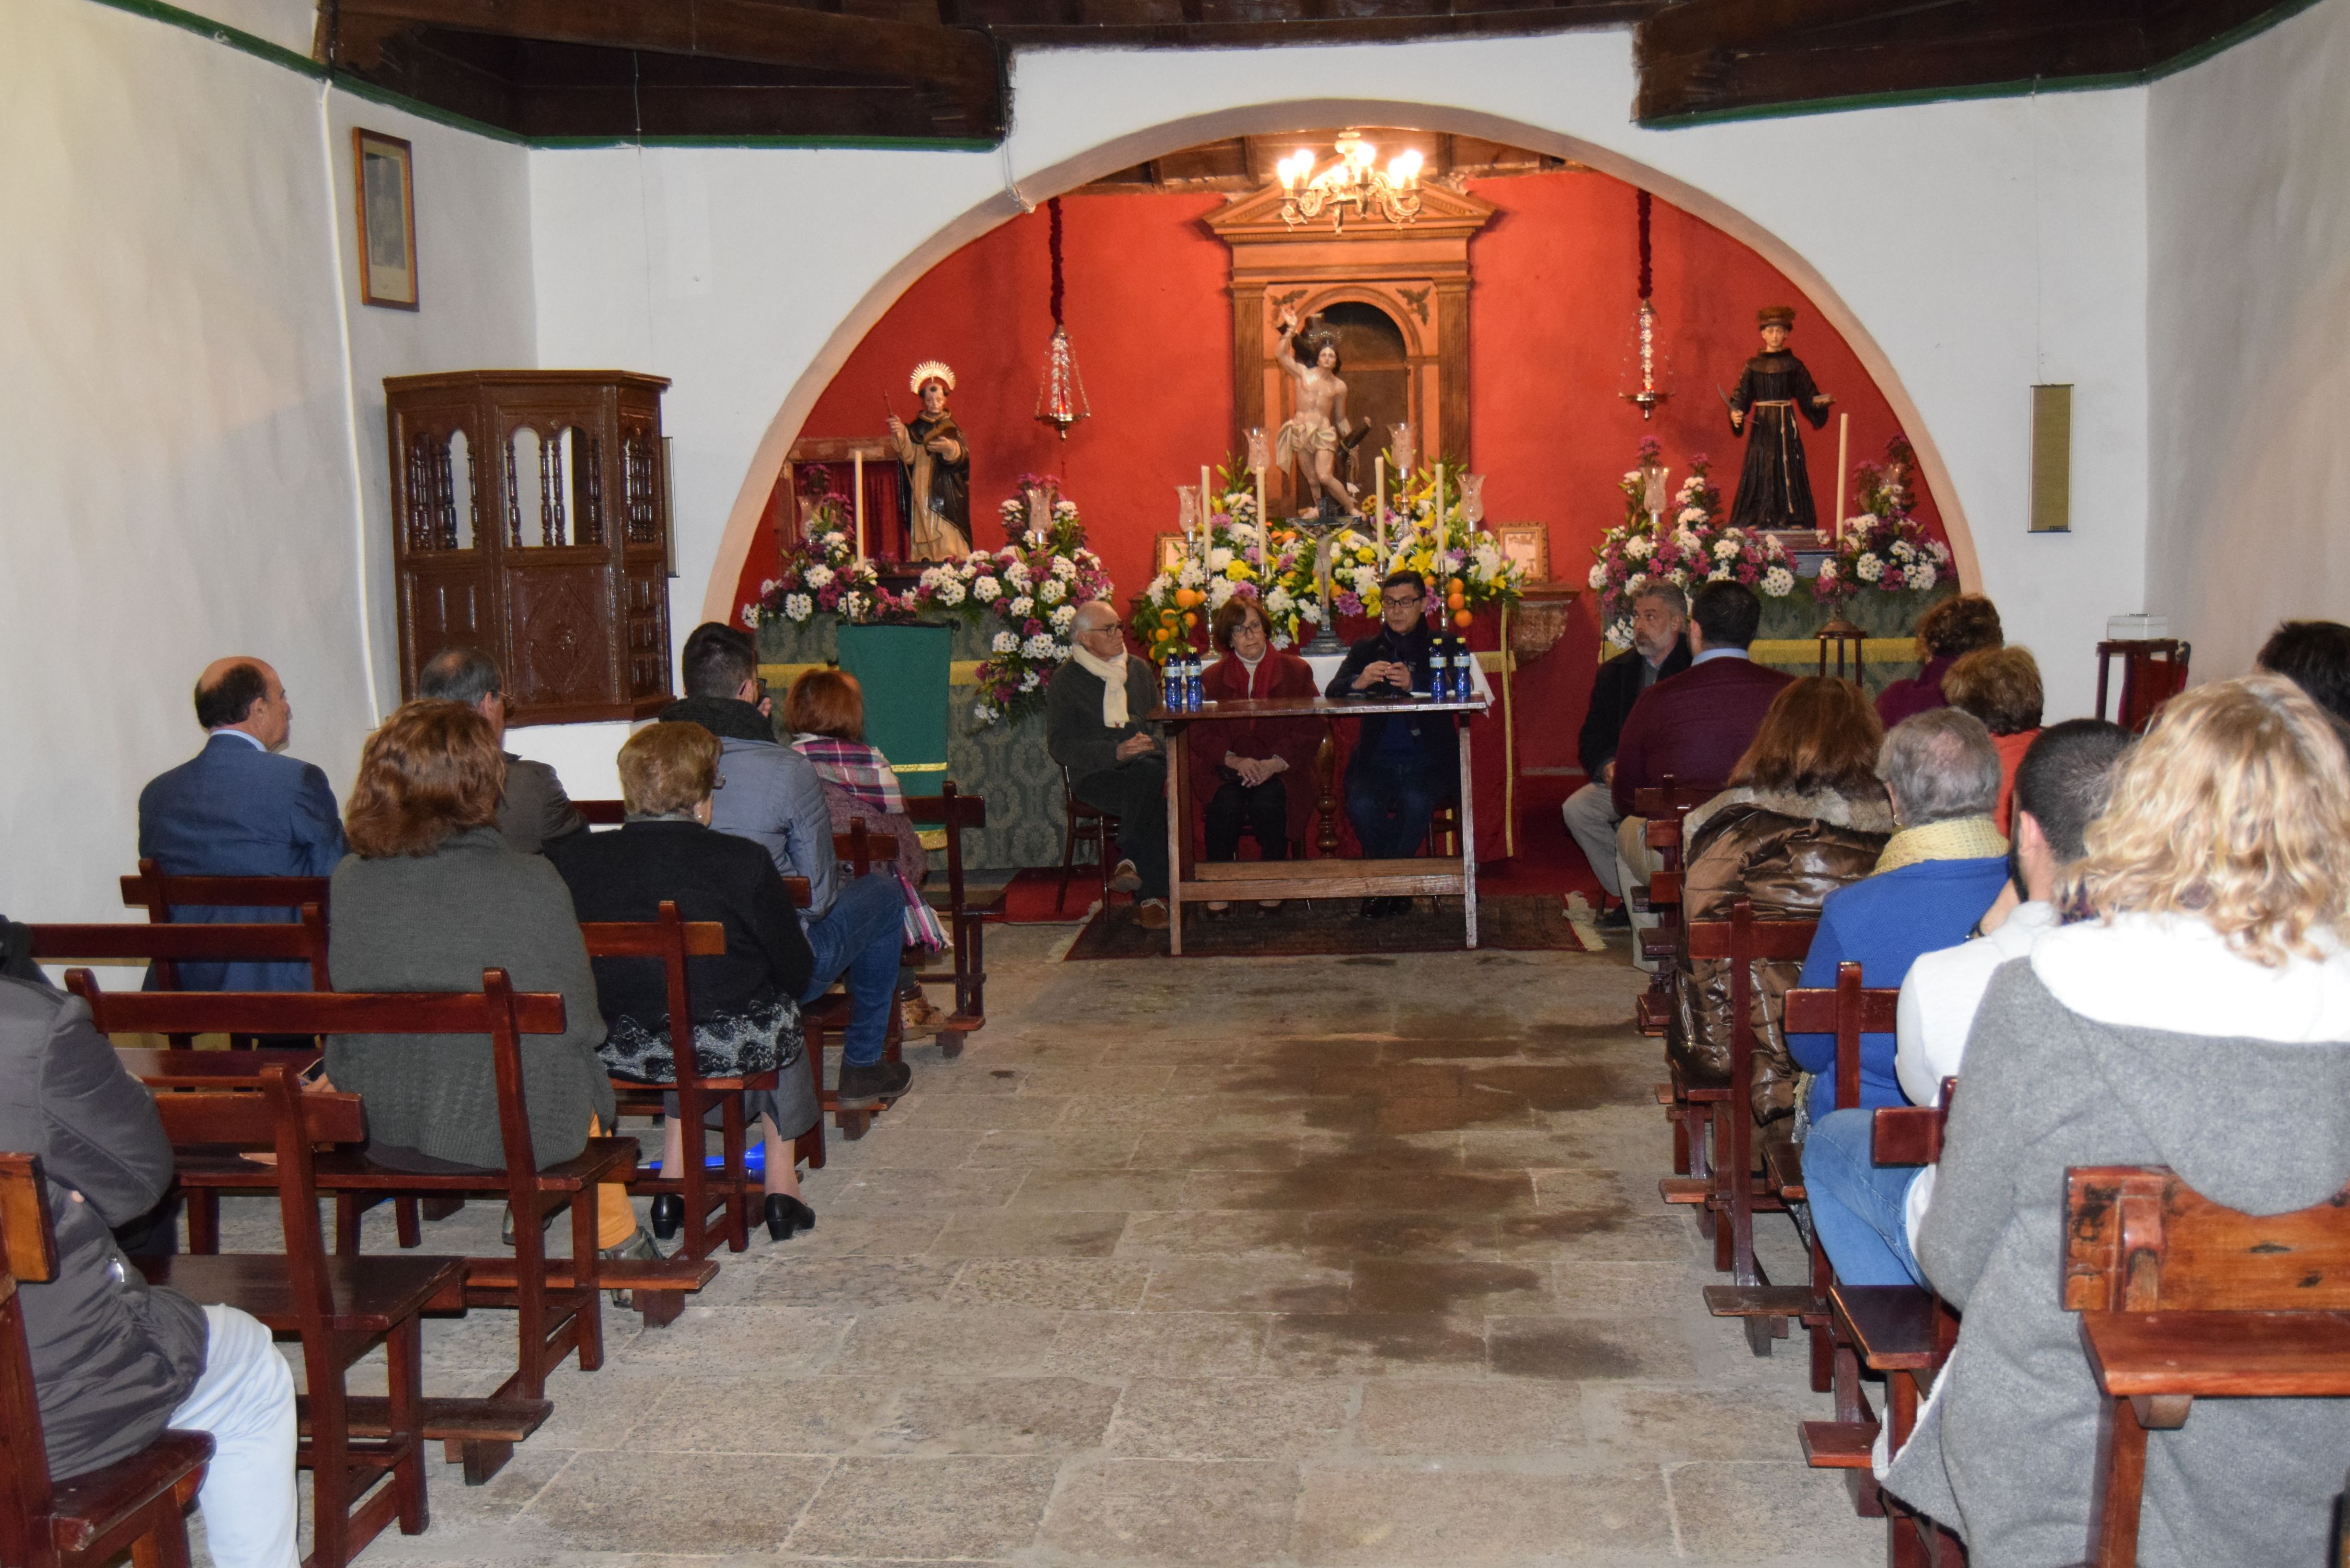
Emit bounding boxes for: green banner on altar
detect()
[836,622,952,777]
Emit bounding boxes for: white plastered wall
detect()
[0,0,531,923]
[528,31,2151,728]
[2147,0,2350,680]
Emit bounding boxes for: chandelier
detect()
[1275,130,1423,233]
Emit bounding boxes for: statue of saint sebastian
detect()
[1273,313,1357,519]
[888,360,974,559]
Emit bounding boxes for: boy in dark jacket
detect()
[1,976,297,1567]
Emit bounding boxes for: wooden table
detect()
[1151,687,1489,954]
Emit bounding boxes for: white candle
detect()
[1201,464,1213,530]
[1375,455,1387,556]
[1254,464,1268,565]
[1833,412,1850,542]
[1433,463,1446,567]
[853,450,866,563]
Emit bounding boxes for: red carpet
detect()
[990,775,1607,924]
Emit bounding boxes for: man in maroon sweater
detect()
[1609,582,1792,965]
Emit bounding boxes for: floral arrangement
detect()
[1130,458,1525,650]
[754,478,1112,727]
[1813,435,1949,601]
[750,498,897,626]
[1587,438,1794,647]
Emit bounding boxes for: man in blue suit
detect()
[136,658,347,990]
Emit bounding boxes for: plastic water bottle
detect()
[1163,652,1183,712]
[1435,640,1457,702]
[1184,652,1205,713]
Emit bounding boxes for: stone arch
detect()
[700,102,1980,622]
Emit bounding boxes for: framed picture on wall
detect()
[1497,524,1550,583]
[1155,534,1188,575]
[353,129,418,310]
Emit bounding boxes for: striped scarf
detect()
[790,735,904,816]
[1875,814,2007,874]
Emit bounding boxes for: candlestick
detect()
[1833,412,1850,544]
[1375,455,1387,556]
[852,450,866,563]
[1254,466,1268,566]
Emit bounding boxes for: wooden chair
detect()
[143,1065,459,1568]
[582,902,816,1261]
[789,826,908,1141]
[1056,764,1119,913]
[26,912,330,993]
[1661,902,1818,1296]
[77,972,699,1481]
[0,1151,213,1568]
[2065,1163,2350,1568]
[2094,639,2191,735]
[906,782,999,1046]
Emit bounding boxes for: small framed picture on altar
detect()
[1497,524,1550,583]
[1155,534,1187,575]
[352,129,418,310]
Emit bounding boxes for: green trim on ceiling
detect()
[79,0,1001,150]
[1639,0,2331,129]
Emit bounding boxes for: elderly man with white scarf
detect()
[1047,601,1170,929]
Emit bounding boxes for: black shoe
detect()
[837,1057,914,1109]
[1357,897,1383,920]
[649,1193,684,1241]
[1596,903,1632,930]
[764,1194,817,1241]
[1364,896,1407,921]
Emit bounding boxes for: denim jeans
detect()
[175,1304,299,1568]
[801,873,904,1067]
[1801,1106,1928,1288]
[1344,748,1453,859]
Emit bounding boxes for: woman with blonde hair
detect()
[1884,675,2350,1567]
[1672,676,1894,1121]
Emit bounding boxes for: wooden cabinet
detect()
[385,370,675,724]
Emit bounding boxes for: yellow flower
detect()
[1355,546,1374,563]
[1224,561,1253,582]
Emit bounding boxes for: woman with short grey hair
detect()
[1782,708,2012,1127]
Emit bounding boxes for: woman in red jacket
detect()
[1192,595,1322,912]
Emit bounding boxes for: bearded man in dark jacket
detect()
[1,976,298,1567]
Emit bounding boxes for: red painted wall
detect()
[732,169,1946,777]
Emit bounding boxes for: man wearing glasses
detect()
[1326,570,1457,919]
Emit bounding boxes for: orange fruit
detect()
[1453,609,1473,629]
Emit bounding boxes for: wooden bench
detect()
[142,1064,459,1566]
[582,902,817,1260]
[906,783,998,1047]
[1630,777,1715,1039]
[0,1151,214,1568]
[2065,1163,2350,1567]
[75,971,709,1480]
[1666,901,1817,1294]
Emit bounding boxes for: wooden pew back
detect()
[29,907,331,993]
[2064,1166,2350,1313]
[1782,963,1898,1114]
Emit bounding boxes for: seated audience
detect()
[782,668,950,1032]
[1047,601,1170,929]
[3,974,298,1568]
[1873,593,2002,727]
[1784,709,2010,1126]
[415,644,586,854]
[1803,719,2129,1287]
[553,723,820,1242]
[1883,676,2350,1566]
[1672,677,1893,1121]
[661,624,912,1108]
[1194,595,1319,912]
[1611,580,1793,961]
[1941,644,2043,832]
[324,701,650,1265]
[1565,584,1690,921]
[2254,617,2350,728]
[1328,570,1458,919]
[136,656,345,989]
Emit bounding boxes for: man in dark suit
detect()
[416,645,586,855]
[1565,584,1689,915]
[1327,570,1461,919]
[136,658,347,990]
[1608,581,1793,964]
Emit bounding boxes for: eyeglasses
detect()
[1386,593,1423,607]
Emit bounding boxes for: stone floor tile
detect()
[1302,1209,1495,1261]
[1354,1377,1583,1456]
[1104,1376,1354,1459]
[1486,1315,1698,1381]
[1055,1092,1217,1127]
[525,1451,832,1552]
[752,1257,963,1310]
[783,1213,950,1258]
[1144,1130,1304,1170]
[630,1376,892,1454]
[607,1301,849,1375]
[836,1127,987,1168]
[786,1455,1059,1558]
[964,1127,1143,1167]
[1585,1384,1826,1462]
[923,1208,1131,1258]
[1297,1128,1464,1170]
[945,1258,1151,1309]
[1011,1064,1181,1097]
[891,1092,1073,1129]
[832,1305,1064,1376]
[819,1167,1026,1213]
[1349,1257,1556,1316]
[1666,1460,1887,1563]
[1113,1208,1315,1258]
[862,1376,1121,1456]
[1139,1259,1353,1314]
[1040,1459,1303,1564]
[1005,1166,1191,1210]
[1545,1261,1708,1315]
[1044,1310,1268,1376]
[1295,1465,1676,1564]
[1262,1312,1490,1378]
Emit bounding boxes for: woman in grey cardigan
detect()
[1883,676,2350,1567]
[325,700,648,1262]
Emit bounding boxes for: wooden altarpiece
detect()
[1205,178,1497,514]
[385,370,675,724]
